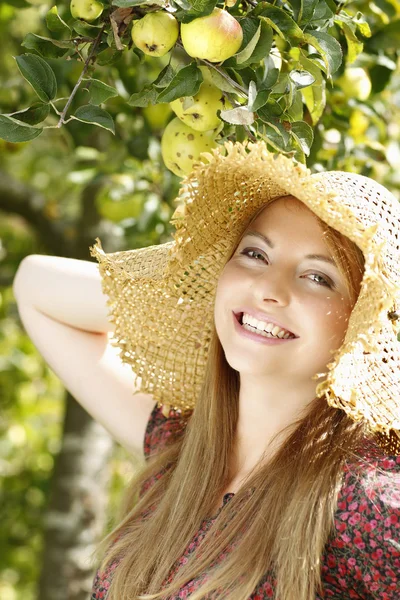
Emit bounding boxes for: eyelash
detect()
[240,248,334,289]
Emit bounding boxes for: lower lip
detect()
[232,312,297,345]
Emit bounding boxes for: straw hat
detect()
[89,140,400,454]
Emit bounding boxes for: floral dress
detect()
[91,403,400,599]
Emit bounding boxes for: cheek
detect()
[319,300,353,338]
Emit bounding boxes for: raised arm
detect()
[12,254,156,457]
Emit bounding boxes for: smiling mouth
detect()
[234,312,298,339]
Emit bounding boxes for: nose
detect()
[250,264,291,306]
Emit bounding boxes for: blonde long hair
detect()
[92,197,367,600]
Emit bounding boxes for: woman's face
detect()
[214,196,363,391]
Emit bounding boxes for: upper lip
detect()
[233,308,299,337]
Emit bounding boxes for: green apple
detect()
[180,8,243,63]
[143,103,173,130]
[169,66,232,132]
[161,117,220,177]
[337,67,372,101]
[131,11,179,58]
[70,0,104,22]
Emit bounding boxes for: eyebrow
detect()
[243,230,338,268]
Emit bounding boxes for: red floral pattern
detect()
[92,404,400,599]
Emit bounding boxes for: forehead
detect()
[243,195,323,236]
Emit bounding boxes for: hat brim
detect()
[90,141,400,452]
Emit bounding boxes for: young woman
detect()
[13,142,399,599]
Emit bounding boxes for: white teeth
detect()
[241,313,293,338]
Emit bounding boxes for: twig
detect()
[57,24,106,128]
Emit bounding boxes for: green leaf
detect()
[178,0,218,21]
[258,6,304,41]
[153,64,176,88]
[128,85,158,107]
[46,6,71,35]
[74,106,115,134]
[15,54,57,102]
[112,0,172,5]
[312,0,334,21]
[82,79,119,105]
[203,68,240,95]
[236,20,262,65]
[289,70,315,89]
[286,89,304,121]
[157,63,203,103]
[298,51,326,125]
[303,31,342,76]
[290,121,314,156]
[340,22,363,65]
[251,89,271,112]
[236,19,273,67]
[7,102,50,125]
[96,48,122,66]
[71,20,103,37]
[0,114,42,142]
[289,0,319,26]
[22,33,71,59]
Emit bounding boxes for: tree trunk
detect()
[36,393,114,600]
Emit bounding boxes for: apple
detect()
[161,117,220,177]
[169,66,232,132]
[131,11,179,58]
[70,0,104,22]
[180,8,243,63]
[143,103,172,130]
[337,67,372,101]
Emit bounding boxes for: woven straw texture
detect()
[90,140,400,453]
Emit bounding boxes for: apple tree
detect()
[2,0,396,170]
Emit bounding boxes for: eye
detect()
[240,247,334,289]
[240,248,266,262]
[307,273,333,288]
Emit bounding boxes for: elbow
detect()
[12,255,38,303]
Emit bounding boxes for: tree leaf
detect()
[153,64,176,88]
[96,48,122,66]
[73,106,115,134]
[157,63,203,103]
[177,0,218,21]
[219,105,255,125]
[236,19,273,68]
[298,51,326,125]
[82,79,119,105]
[236,20,262,65]
[203,68,240,95]
[45,6,71,34]
[71,20,103,37]
[303,31,342,76]
[289,0,319,26]
[7,102,50,125]
[290,121,314,156]
[338,21,363,64]
[128,85,158,107]
[112,0,167,6]
[251,89,271,112]
[289,70,316,89]
[0,114,42,142]
[257,6,304,41]
[15,53,57,102]
[22,33,71,59]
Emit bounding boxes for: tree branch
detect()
[57,24,107,128]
